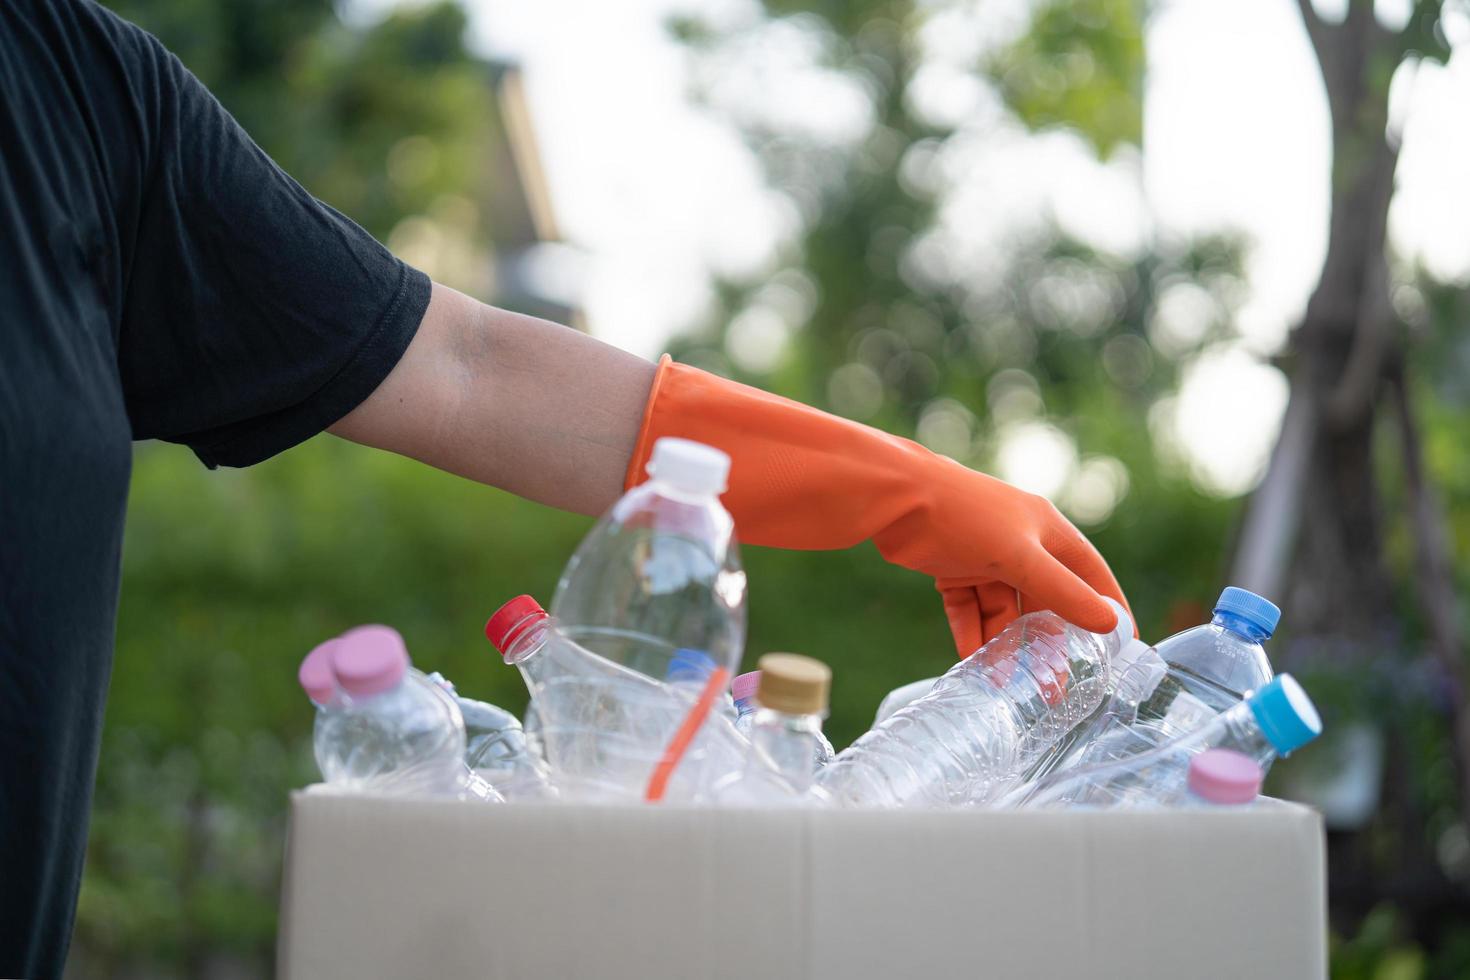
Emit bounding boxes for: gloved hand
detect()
[626,356,1132,656]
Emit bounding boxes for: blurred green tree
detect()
[670,0,1241,650]
[671,0,1470,972]
[107,0,494,244]
[1232,1,1470,966]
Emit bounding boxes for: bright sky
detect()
[353,0,1470,502]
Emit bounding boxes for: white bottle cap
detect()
[1103,597,1133,649]
[648,437,730,495]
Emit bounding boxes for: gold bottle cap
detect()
[755,653,831,715]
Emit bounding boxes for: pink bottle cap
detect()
[1188,749,1263,805]
[298,638,340,705]
[332,625,410,698]
[731,670,761,702]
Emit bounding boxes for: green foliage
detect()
[673,0,1246,647]
[1400,1,1455,64]
[108,0,495,243]
[1329,908,1470,980]
[988,0,1145,157]
[1329,905,1434,980]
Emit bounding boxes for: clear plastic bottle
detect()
[1018,674,1319,809]
[1027,587,1280,782]
[812,726,836,768]
[426,672,554,800]
[299,637,347,779]
[488,437,748,800]
[732,667,833,767]
[522,700,545,765]
[713,654,834,806]
[732,670,761,734]
[873,676,940,727]
[551,437,746,681]
[817,600,1133,808]
[667,648,718,686]
[316,625,493,799]
[666,648,738,725]
[1012,637,1164,790]
[485,595,747,801]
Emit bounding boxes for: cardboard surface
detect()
[278,790,1326,979]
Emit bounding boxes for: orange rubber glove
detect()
[626,356,1132,657]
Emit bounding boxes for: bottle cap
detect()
[1247,673,1321,756]
[298,638,340,706]
[667,648,717,684]
[731,669,761,703]
[332,625,410,698]
[1101,597,1133,648]
[755,653,831,715]
[484,595,549,658]
[1188,749,1263,804]
[1214,587,1281,638]
[647,437,730,495]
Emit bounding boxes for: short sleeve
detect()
[114,24,430,468]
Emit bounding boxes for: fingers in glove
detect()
[940,585,985,659]
[1042,524,1135,636]
[1019,548,1118,634]
[977,581,1022,648]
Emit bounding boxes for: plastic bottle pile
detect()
[296,437,1324,810]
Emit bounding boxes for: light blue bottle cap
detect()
[1247,674,1321,756]
[667,648,718,684]
[1214,587,1281,638]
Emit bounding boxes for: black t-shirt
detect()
[0,0,430,973]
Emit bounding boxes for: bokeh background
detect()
[77,0,1469,975]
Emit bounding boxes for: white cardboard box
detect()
[277,791,1326,979]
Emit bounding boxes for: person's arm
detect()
[331,282,1131,655]
[83,0,1122,656]
[328,283,655,517]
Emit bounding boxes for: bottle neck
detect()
[1211,611,1271,645]
[502,618,552,666]
[748,706,824,791]
[339,676,407,709]
[647,476,723,505]
[1213,699,1279,762]
[734,696,757,718]
[1188,789,1252,808]
[611,476,728,522]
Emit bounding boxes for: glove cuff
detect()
[624,354,676,491]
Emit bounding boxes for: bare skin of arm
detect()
[328,282,657,517]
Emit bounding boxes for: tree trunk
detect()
[1236,4,1401,641]
[1237,0,1470,936]
[1283,0,1400,647]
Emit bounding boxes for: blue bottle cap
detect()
[1214,587,1281,639]
[1247,674,1321,756]
[666,648,717,684]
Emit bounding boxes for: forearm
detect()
[329,282,656,516]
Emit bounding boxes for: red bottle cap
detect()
[484,595,549,655]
